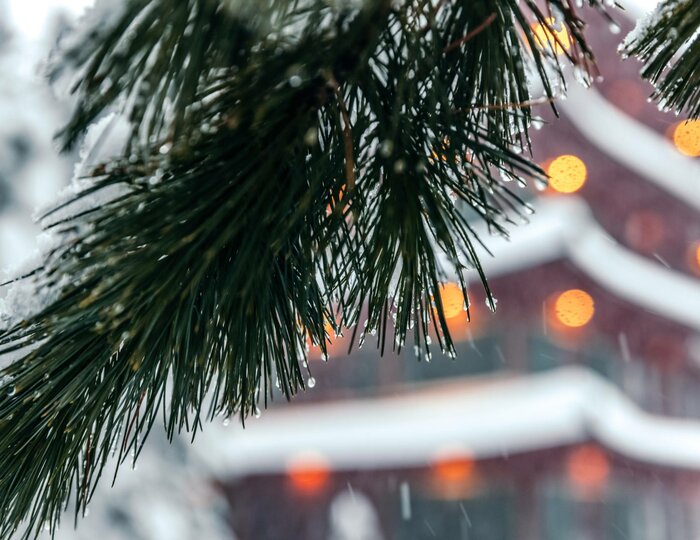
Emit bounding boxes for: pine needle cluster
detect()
[0,1,696,537]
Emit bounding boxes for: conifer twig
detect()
[326,74,357,195]
[1,0,695,537]
[444,13,498,53]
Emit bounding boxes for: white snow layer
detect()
[0,35,72,267]
[616,0,662,21]
[196,366,700,475]
[463,197,700,332]
[7,0,93,42]
[561,83,700,212]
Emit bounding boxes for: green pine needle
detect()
[622,0,700,118]
[0,0,692,537]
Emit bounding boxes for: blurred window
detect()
[397,487,515,540]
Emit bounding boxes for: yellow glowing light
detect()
[439,283,465,319]
[305,317,340,360]
[672,120,700,157]
[429,137,451,164]
[531,17,571,55]
[326,184,347,216]
[686,242,700,275]
[554,289,595,328]
[547,155,587,193]
[690,242,700,273]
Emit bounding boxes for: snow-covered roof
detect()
[447,27,700,332]
[196,367,700,475]
[561,83,700,212]
[467,197,700,332]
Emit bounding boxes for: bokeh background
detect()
[4,1,700,539]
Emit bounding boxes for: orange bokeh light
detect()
[326,184,348,217]
[433,454,475,484]
[553,289,595,328]
[672,120,700,157]
[530,17,571,55]
[686,242,700,276]
[286,452,331,495]
[439,282,465,320]
[306,316,341,360]
[566,445,610,495]
[429,446,477,499]
[547,155,587,194]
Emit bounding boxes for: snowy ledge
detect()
[561,83,700,212]
[196,366,700,475]
[464,196,700,332]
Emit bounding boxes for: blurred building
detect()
[195,7,700,540]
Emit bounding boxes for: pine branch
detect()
[0,0,653,537]
[622,0,700,118]
[0,115,335,539]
